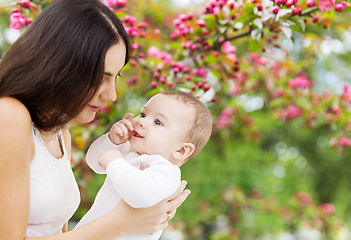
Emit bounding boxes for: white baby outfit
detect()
[26,124,80,237]
[75,133,181,240]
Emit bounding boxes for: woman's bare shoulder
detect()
[0,97,33,144]
[0,97,31,122]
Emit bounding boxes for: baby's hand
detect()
[109,113,134,145]
[98,149,123,170]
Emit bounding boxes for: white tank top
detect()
[26,125,80,237]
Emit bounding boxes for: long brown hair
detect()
[0,0,130,132]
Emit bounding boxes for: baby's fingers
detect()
[123,113,134,120]
[115,122,131,138]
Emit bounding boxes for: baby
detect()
[75,90,212,239]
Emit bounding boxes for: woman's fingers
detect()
[168,189,191,209]
[167,180,187,201]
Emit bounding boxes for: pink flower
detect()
[319,0,335,11]
[221,41,236,54]
[334,1,347,11]
[306,0,316,7]
[342,83,351,101]
[320,203,335,214]
[227,53,237,63]
[196,19,206,27]
[146,46,173,65]
[131,43,139,50]
[272,6,280,14]
[288,74,311,88]
[10,10,26,30]
[217,108,234,129]
[296,191,311,204]
[108,0,127,7]
[340,136,351,146]
[288,104,302,118]
[230,85,241,95]
[21,0,30,8]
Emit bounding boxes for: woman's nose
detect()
[100,79,117,102]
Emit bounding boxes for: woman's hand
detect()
[114,180,191,235]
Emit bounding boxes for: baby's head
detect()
[130,90,212,166]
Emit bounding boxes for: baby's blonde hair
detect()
[160,90,212,160]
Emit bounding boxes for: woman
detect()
[0,0,190,239]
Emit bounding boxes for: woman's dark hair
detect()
[0,0,131,132]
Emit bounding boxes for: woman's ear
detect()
[172,142,195,161]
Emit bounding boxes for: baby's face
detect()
[129,94,194,160]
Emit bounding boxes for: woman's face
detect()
[74,42,127,123]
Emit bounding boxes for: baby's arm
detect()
[105,156,181,208]
[86,113,134,173]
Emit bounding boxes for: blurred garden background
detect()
[2,0,351,239]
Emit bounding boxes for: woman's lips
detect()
[89,105,101,112]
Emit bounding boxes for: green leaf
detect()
[203,15,217,29]
[248,40,259,52]
[289,16,306,32]
[290,25,302,33]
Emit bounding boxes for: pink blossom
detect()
[275,88,283,97]
[197,66,208,78]
[26,18,33,25]
[178,13,188,21]
[230,85,241,95]
[306,0,316,7]
[213,7,221,17]
[342,83,351,101]
[227,53,237,63]
[196,19,206,27]
[288,104,302,118]
[146,46,173,65]
[296,191,311,204]
[21,0,30,8]
[320,203,335,214]
[100,0,110,7]
[340,136,351,146]
[109,0,127,7]
[131,43,139,50]
[217,108,233,129]
[272,6,280,14]
[10,10,26,30]
[319,0,335,11]
[331,106,341,114]
[127,16,137,26]
[288,74,311,88]
[138,22,148,29]
[221,41,237,54]
[334,1,347,11]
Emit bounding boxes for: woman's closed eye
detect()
[154,119,163,126]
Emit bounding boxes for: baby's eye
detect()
[140,113,146,118]
[155,119,163,126]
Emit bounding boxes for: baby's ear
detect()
[172,142,195,161]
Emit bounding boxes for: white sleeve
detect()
[105,155,181,208]
[85,133,123,174]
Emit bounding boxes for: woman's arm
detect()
[0,97,34,239]
[25,181,191,240]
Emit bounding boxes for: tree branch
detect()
[226,29,252,42]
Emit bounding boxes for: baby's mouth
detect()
[133,131,144,138]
